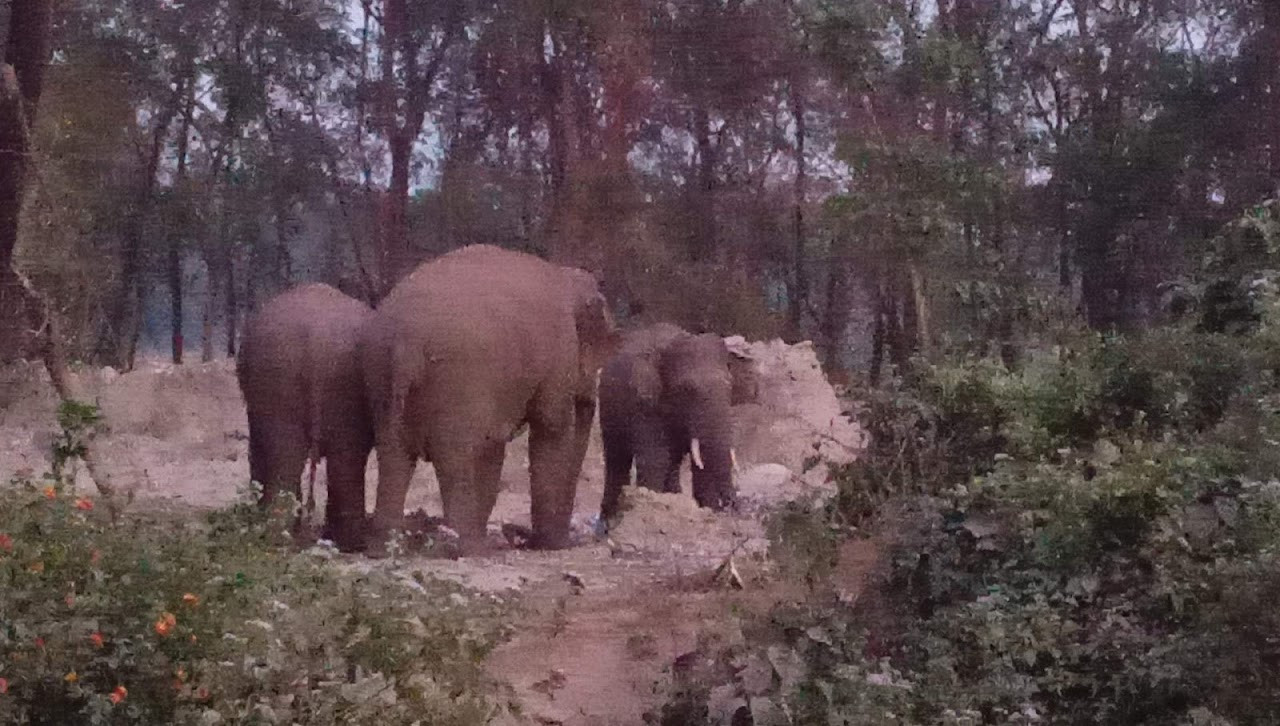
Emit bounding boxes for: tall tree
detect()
[0,0,53,359]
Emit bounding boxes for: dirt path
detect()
[0,340,864,725]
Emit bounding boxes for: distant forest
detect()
[1,0,1278,377]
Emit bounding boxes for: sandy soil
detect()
[0,337,865,725]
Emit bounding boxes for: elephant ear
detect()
[566,268,622,398]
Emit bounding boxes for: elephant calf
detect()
[236,283,374,552]
[598,323,758,528]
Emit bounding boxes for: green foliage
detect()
[0,478,508,724]
[51,400,105,480]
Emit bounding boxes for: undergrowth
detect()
[0,406,511,725]
[654,202,1280,725]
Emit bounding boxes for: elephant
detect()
[236,283,374,552]
[358,244,620,555]
[597,323,758,528]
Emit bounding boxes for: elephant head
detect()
[656,333,742,510]
[565,267,622,403]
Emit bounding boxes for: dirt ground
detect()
[0,338,866,725]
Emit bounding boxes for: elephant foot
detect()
[501,522,573,551]
[320,523,369,554]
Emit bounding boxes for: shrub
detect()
[0,474,509,725]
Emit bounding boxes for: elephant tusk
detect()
[690,438,705,469]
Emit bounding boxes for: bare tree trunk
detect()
[0,0,53,358]
[690,104,717,261]
[909,263,929,353]
[537,25,568,252]
[2,10,124,513]
[788,70,809,338]
[201,260,216,363]
[224,249,237,359]
[820,253,851,373]
[170,81,195,364]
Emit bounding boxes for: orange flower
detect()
[0,533,12,552]
[175,667,187,682]
[27,561,44,574]
[189,634,198,644]
[108,685,127,704]
[182,593,200,606]
[74,498,93,511]
[154,612,176,637]
[64,671,78,683]
[89,632,104,649]
[43,486,56,500]
[0,677,7,693]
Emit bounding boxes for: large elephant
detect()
[236,283,375,552]
[598,323,758,527]
[359,244,620,554]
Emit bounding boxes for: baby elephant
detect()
[598,323,757,528]
[236,283,374,552]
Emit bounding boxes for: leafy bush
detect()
[0,474,509,724]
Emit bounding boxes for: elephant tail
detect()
[385,337,419,452]
[303,335,325,521]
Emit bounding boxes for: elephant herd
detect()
[236,244,757,556]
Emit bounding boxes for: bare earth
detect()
[0,338,865,725]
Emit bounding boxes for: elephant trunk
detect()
[685,404,735,511]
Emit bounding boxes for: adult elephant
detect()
[359,244,619,554]
[236,283,374,552]
[597,323,758,528]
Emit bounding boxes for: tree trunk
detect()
[380,131,412,289]
[820,254,850,373]
[170,82,195,364]
[537,26,568,253]
[789,71,809,338]
[0,0,53,358]
[224,250,237,359]
[690,104,716,261]
[909,263,929,353]
[201,260,216,363]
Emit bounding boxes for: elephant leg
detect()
[473,439,505,532]
[600,428,633,523]
[661,438,685,494]
[248,411,307,511]
[321,444,371,553]
[527,418,578,550]
[632,414,672,493]
[435,440,503,555]
[368,436,417,554]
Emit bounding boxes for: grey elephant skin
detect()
[598,323,758,527]
[359,244,620,554]
[236,283,375,552]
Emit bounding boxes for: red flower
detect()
[108,685,127,704]
[34,637,44,649]
[90,632,104,649]
[0,533,12,552]
[74,498,93,511]
[182,593,200,606]
[64,593,75,608]
[194,685,210,701]
[154,612,176,637]
[0,677,8,693]
[43,486,56,500]
[90,549,101,565]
